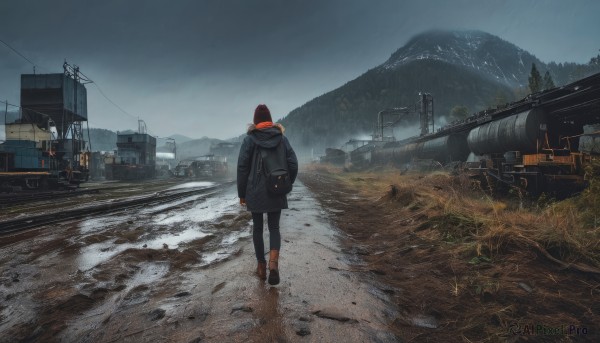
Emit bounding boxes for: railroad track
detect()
[0,178,188,207]
[0,181,234,235]
[0,188,104,207]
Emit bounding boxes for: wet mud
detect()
[0,179,400,342]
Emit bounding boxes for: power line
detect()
[0,38,44,71]
[0,99,20,109]
[0,99,58,123]
[90,82,138,121]
[1,37,154,135]
[0,38,136,121]
[87,82,158,136]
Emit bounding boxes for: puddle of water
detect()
[79,214,131,234]
[153,193,237,225]
[77,226,211,271]
[140,194,205,214]
[61,262,170,341]
[200,249,233,266]
[198,231,250,266]
[76,184,241,270]
[221,230,251,245]
[127,261,170,289]
[168,181,214,190]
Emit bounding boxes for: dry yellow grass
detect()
[332,168,600,272]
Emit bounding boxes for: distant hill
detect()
[87,128,117,152]
[157,134,194,148]
[279,30,600,157]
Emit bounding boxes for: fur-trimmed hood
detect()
[246,123,285,149]
[246,122,285,134]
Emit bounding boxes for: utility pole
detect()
[72,65,78,168]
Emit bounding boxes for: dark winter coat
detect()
[237,123,298,213]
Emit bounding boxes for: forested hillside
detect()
[278,30,600,157]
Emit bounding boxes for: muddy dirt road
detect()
[0,180,398,342]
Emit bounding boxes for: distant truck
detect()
[174,154,228,179]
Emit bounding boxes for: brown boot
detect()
[268,250,280,285]
[256,261,267,280]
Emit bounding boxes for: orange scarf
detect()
[256,121,273,129]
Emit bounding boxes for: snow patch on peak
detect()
[382,30,541,87]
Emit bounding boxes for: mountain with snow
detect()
[381,30,540,87]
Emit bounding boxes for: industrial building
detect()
[105,123,156,180]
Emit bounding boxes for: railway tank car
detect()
[467,108,546,155]
[467,107,590,193]
[336,72,600,195]
[371,133,470,166]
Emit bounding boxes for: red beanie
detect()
[253,104,272,124]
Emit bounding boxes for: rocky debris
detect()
[121,285,150,308]
[90,287,110,300]
[231,319,256,332]
[186,308,209,321]
[312,308,357,323]
[410,314,439,329]
[230,304,253,314]
[395,313,439,329]
[148,308,166,321]
[296,326,311,336]
[188,333,205,343]
[518,282,533,293]
[211,282,226,294]
[174,291,191,297]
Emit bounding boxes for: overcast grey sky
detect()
[1,0,599,139]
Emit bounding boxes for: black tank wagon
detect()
[339,72,600,194]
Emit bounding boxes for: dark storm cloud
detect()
[1,0,599,139]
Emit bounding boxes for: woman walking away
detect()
[237,104,298,285]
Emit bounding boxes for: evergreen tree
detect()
[449,105,469,121]
[543,71,555,90]
[590,49,600,65]
[528,63,542,93]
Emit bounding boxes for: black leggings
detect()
[252,211,281,262]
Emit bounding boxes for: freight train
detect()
[342,72,600,194]
[0,65,90,191]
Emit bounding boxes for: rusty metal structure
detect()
[0,63,91,190]
[345,72,600,194]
